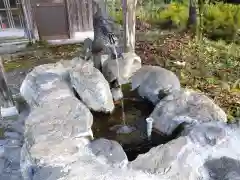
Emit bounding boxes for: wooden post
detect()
[0,57,15,108]
[0,57,19,119]
[187,0,197,29]
[122,0,138,53]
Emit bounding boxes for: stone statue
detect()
[92,0,123,63]
[81,0,123,96]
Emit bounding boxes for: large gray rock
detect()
[203,156,240,180]
[21,138,91,180]
[181,121,228,146]
[131,65,181,105]
[59,157,162,180]
[21,96,93,180]
[19,58,98,109]
[24,97,93,146]
[20,63,73,108]
[130,122,240,180]
[149,89,227,135]
[130,137,189,175]
[19,62,96,180]
[88,138,128,166]
[102,52,142,85]
[70,60,114,113]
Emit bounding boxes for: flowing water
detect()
[111,45,135,134]
[92,83,154,145]
[113,45,126,124]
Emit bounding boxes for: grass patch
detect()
[2,44,83,72]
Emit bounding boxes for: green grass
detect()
[2,44,83,72]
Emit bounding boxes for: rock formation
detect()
[69,58,114,113]
[131,65,181,105]
[149,89,227,135]
[15,57,240,180]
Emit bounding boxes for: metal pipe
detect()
[0,15,3,29]
[5,0,15,28]
[21,0,34,41]
[146,117,154,140]
[17,0,25,28]
[3,0,11,28]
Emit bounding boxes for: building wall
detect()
[22,0,94,44]
[0,0,27,40]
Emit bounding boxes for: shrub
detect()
[145,2,240,42]
[106,0,123,24]
[149,2,189,29]
[109,8,123,24]
[203,3,240,42]
[107,1,240,43]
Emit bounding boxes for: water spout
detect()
[112,44,126,125]
[75,129,94,140]
[89,129,94,140]
[109,43,135,135]
[146,117,154,140]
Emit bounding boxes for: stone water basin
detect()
[91,84,174,161]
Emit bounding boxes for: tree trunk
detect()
[0,57,14,108]
[197,0,204,42]
[187,0,197,29]
[122,0,138,53]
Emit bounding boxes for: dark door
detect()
[33,0,69,40]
